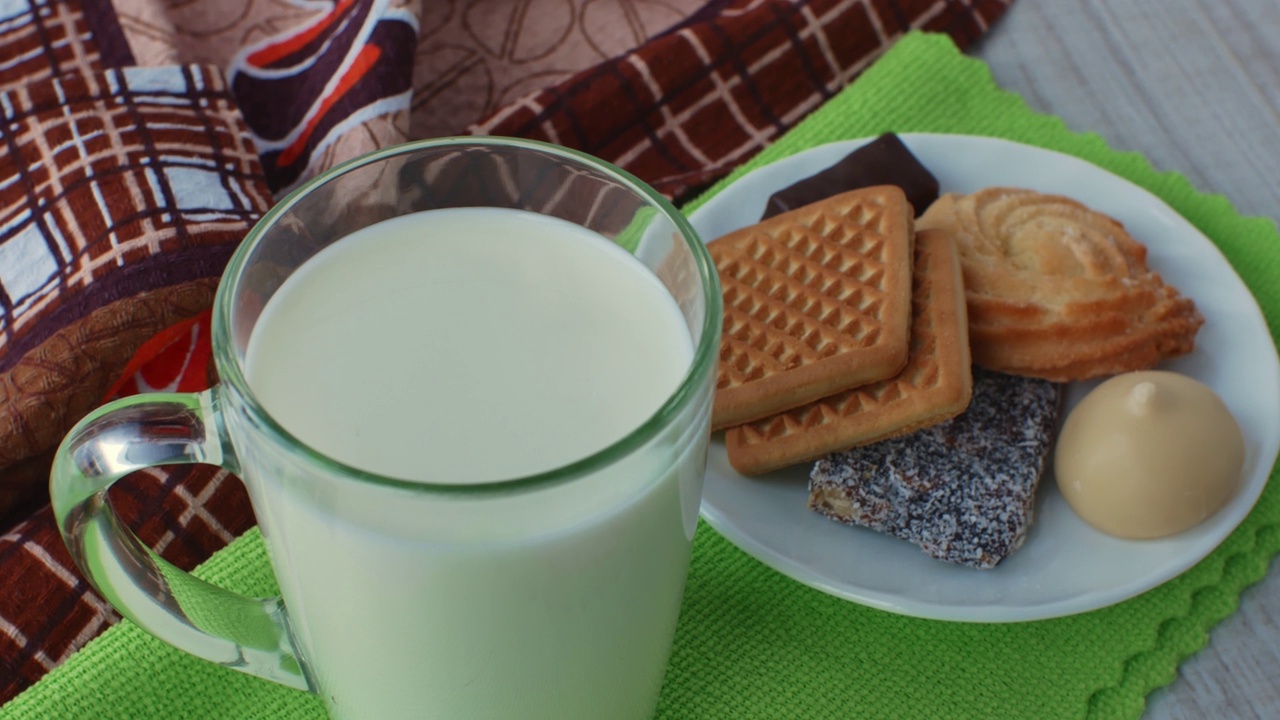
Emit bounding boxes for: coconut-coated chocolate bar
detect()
[808,367,1061,569]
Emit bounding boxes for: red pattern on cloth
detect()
[0,0,1012,705]
[103,310,214,399]
[225,0,417,191]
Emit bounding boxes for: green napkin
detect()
[6,32,1280,720]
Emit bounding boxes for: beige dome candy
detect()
[1055,371,1244,539]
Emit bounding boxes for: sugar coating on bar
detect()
[808,367,1062,570]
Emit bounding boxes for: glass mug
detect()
[51,138,722,719]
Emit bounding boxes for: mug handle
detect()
[50,388,310,691]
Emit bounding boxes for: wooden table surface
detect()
[972,1,1280,717]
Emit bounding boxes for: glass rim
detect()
[212,136,722,496]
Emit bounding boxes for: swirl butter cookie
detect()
[916,187,1203,382]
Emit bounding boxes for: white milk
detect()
[246,207,691,483]
[238,207,706,719]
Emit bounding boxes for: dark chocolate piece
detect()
[762,133,939,219]
[808,367,1062,569]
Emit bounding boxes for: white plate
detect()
[689,133,1280,623]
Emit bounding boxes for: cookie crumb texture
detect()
[809,367,1061,569]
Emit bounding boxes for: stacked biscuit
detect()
[707,147,1204,568]
[709,185,974,475]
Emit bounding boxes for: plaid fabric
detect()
[0,0,1011,708]
[0,65,268,359]
[0,64,273,473]
[0,0,99,92]
[473,0,1012,201]
[0,464,255,703]
[0,8,265,704]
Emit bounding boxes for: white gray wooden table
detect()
[972,1,1280,717]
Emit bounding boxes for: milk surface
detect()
[246,207,692,483]
[237,207,704,719]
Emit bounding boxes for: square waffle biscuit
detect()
[709,186,914,430]
[724,229,973,475]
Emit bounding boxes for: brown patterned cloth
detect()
[100,0,421,192]
[104,0,711,193]
[0,0,271,701]
[411,0,712,139]
[0,0,101,88]
[0,0,1012,706]
[0,467,256,700]
[475,0,1011,199]
[0,65,272,471]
